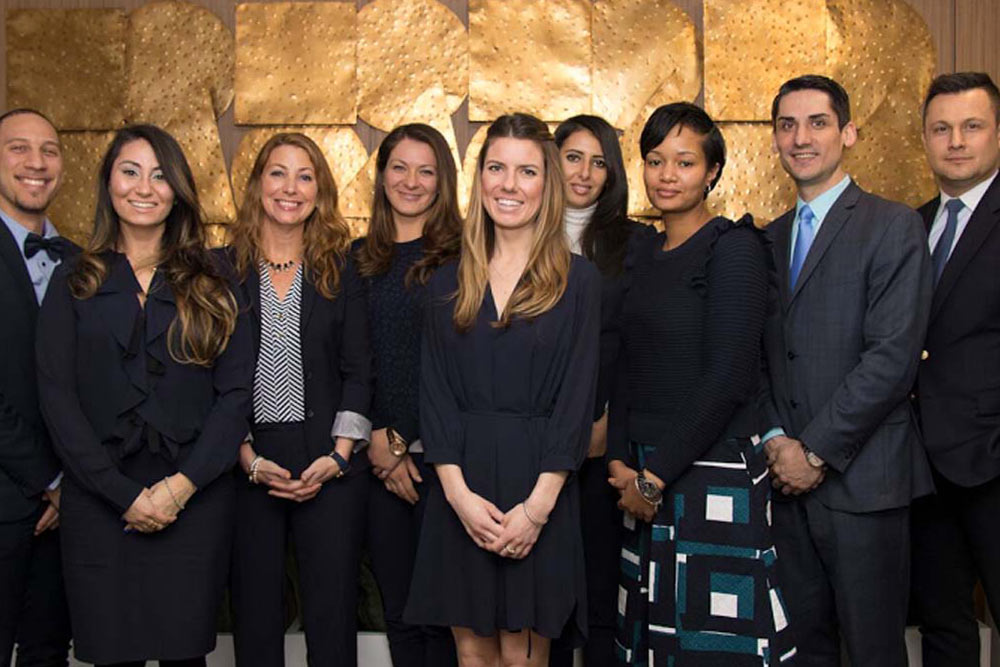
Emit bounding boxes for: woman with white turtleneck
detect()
[550,115,649,667]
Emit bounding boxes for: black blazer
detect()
[758,181,934,513]
[915,175,1000,487]
[235,251,372,463]
[36,252,254,514]
[0,223,78,522]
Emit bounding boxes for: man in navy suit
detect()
[0,108,73,667]
[759,75,933,666]
[910,72,1000,667]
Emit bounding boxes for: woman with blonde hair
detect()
[354,123,461,667]
[226,133,372,667]
[404,113,601,666]
[37,124,252,666]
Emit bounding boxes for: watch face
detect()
[389,439,407,456]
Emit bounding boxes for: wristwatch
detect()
[327,450,350,477]
[386,426,408,457]
[635,472,663,508]
[803,446,825,469]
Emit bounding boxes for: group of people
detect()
[0,70,997,667]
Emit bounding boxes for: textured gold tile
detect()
[357,0,466,130]
[340,149,377,221]
[235,2,356,125]
[469,0,591,121]
[704,0,828,121]
[709,123,797,224]
[461,124,489,216]
[125,2,236,224]
[230,127,371,221]
[592,0,700,129]
[7,9,127,130]
[46,131,116,247]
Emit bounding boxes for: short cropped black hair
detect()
[639,102,726,194]
[0,108,57,133]
[771,75,851,129]
[922,72,1000,124]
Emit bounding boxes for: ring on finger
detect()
[503,545,515,555]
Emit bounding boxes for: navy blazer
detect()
[36,252,254,513]
[234,251,372,463]
[916,175,1000,486]
[0,223,78,522]
[758,181,934,513]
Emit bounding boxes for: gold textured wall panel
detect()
[591,0,700,129]
[126,1,236,224]
[47,131,115,247]
[235,2,356,125]
[469,0,591,121]
[710,123,797,224]
[357,0,466,131]
[704,0,828,121]
[6,9,126,130]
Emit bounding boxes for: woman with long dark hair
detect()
[227,133,372,667]
[550,114,645,666]
[607,103,795,665]
[354,123,461,667]
[36,124,252,666]
[404,113,601,666]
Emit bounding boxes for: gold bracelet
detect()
[249,455,263,485]
[163,476,184,511]
[522,502,547,527]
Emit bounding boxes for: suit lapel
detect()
[769,210,794,310]
[299,270,318,340]
[0,222,38,319]
[931,176,1000,321]
[243,266,262,354]
[789,183,859,304]
[918,196,939,234]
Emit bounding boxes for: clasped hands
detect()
[450,489,547,560]
[239,442,343,503]
[607,460,662,523]
[122,473,195,533]
[765,435,825,495]
[368,428,423,505]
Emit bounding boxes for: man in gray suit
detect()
[759,75,933,666]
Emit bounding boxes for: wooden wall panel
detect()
[956,0,1000,85]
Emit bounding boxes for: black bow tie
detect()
[23,233,68,261]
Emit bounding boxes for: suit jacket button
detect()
[787,350,797,360]
[790,400,799,409]
[306,409,314,418]
[920,349,929,361]
[306,371,313,380]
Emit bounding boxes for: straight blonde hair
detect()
[453,113,570,331]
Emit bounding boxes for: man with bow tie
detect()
[0,108,74,667]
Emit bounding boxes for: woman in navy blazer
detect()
[36,125,253,666]
[226,132,372,667]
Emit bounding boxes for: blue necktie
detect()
[932,198,964,285]
[789,204,816,289]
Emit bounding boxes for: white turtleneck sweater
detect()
[563,202,597,255]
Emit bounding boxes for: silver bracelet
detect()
[163,476,184,511]
[522,502,547,527]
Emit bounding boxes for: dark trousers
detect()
[772,495,910,667]
[366,453,456,667]
[549,456,620,667]
[911,470,1000,667]
[0,505,70,667]
[231,423,368,667]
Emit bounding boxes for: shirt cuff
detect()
[332,410,372,452]
[762,427,786,444]
[47,472,63,491]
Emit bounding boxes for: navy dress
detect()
[404,255,601,640]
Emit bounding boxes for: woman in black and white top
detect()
[226,133,372,667]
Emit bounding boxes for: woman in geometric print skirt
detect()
[607,102,796,666]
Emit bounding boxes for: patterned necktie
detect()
[932,198,964,285]
[789,204,816,289]
[23,233,69,261]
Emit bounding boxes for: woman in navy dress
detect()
[607,103,795,665]
[36,125,252,666]
[354,123,461,667]
[404,113,601,666]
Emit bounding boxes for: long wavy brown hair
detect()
[68,125,238,367]
[453,113,570,331]
[356,123,461,285]
[230,133,350,299]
